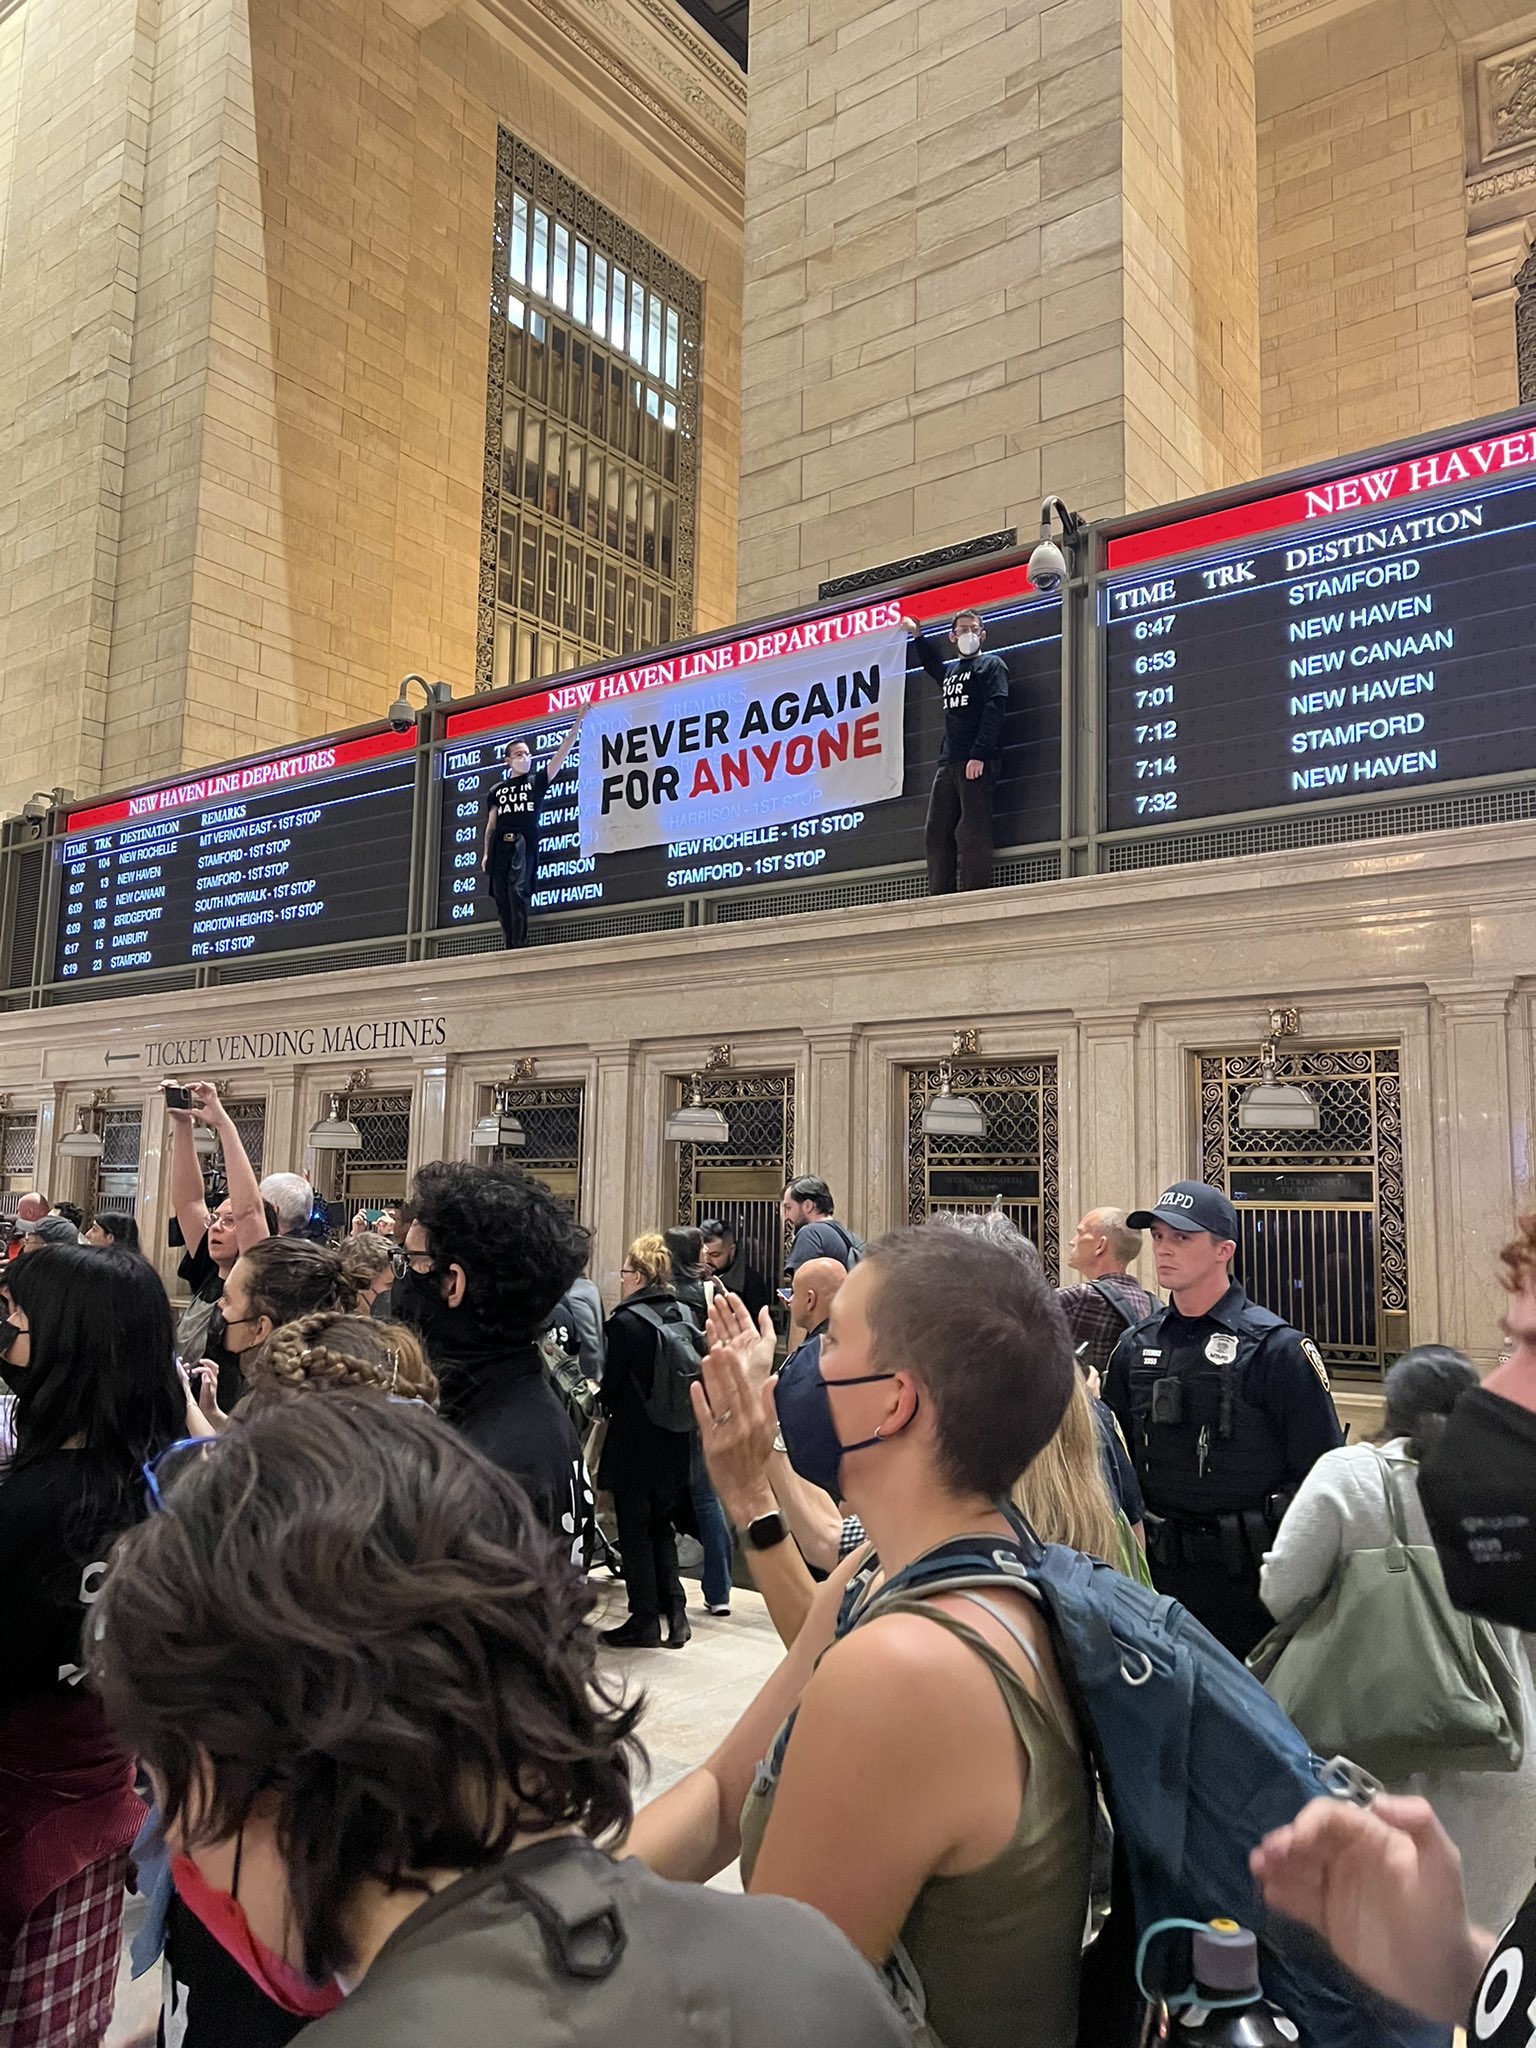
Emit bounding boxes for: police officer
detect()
[1104,1180,1343,1659]
[479,710,586,949]
[898,609,1010,895]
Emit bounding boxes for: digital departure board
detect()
[54,731,416,982]
[1102,423,1536,831]
[433,570,1062,931]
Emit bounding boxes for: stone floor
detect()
[105,1578,784,2044]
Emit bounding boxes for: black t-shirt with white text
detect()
[486,768,550,850]
[1471,1886,1536,2044]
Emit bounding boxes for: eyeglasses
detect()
[388,1246,410,1277]
[142,1435,223,1514]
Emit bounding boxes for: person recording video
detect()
[479,711,587,950]
[899,609,1010,895]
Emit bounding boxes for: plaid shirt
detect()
[1057,1273,1158,1376]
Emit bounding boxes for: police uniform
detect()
[1104,1182,1343,1660]
[485,765,548,948]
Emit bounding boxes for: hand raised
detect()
[704,1289,777,1389]
[1250,1795,1488,2026]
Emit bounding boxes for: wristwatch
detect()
[745,1509,788,1552]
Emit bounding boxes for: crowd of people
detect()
[3,1088,1536,2048]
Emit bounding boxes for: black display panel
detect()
[54,735,416,983]
[1103,441,1536,831]
[434,578,1062,930]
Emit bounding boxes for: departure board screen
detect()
[1101,423,1536,831]
[54,731,416,982]
[433,572,1062,930]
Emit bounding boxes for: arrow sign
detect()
[104,1051,141,1065]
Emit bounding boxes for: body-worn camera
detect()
[1150,1375,1185,1425]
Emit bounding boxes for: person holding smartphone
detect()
[165,1082,270,1414]
[479,712,587,950]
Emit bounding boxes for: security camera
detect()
[386,673,452,733]
[1028,496,1083,599]
[1027,537,1068,592]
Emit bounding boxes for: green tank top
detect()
[738,1589,1090,2048]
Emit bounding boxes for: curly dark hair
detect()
[88,1393,640,1982]
[408,1160,589,1340]
[860,1225,1074,1500]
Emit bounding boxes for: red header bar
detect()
[65,728,414,835]
[443,562,1040,741]
[1105,423,1536,573]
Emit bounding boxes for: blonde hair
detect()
[338,1232,394,1305]
[243,1312,439,1408]
[625,1232,672,1291]
[1012,1370,1122,1564]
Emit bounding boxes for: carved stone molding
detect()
[1517,249,1536,403]
[1468,160,1536,207]
[1478,40,1536,164]
[478,0,745,187]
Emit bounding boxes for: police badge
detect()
[1205,1333,1239,1365]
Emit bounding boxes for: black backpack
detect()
[623,1299,706,1433]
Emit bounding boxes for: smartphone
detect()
[163,1084,194,1110]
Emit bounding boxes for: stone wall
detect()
[0,0,744,810]
[1256,0,1477,474]
[735,0,1262,621]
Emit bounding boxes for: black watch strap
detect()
[745,1510,788,1552]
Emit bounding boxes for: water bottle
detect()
[1164,1921,1302,2044]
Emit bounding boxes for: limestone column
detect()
[736,0,1261,617]
[805,1029,861,1228]
[408,1053,453,1176]
[588,1045,638,1305]
[1429,987,1517,1366]
[1072,1011,1147,1286]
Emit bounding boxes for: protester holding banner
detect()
[480,712,587,949]
[899,609,1010,895]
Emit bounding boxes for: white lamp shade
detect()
[663,1101,731,1144]
[1237,1081,1320,1132]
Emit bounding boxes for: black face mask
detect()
[0,1318,24,1390]
[395,1265,455,1348]
[1419,1386,1536,1632]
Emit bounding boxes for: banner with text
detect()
[578,625,908,856]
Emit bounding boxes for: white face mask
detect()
[956,630,980,656]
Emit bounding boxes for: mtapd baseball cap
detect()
[19,1215,81,1246]
[1127,1181,1239,1241]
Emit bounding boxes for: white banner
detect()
[578,625,908,857]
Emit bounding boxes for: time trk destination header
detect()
[1103,438,1536,831]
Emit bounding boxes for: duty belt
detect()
[1145,1498,1291,1580]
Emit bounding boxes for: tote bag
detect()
[1249,1448,1525,1781]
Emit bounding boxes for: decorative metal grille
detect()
[84,1107,143,1219]
[204,1100,266,1184]
[321,1092,412,1217]
[489,1083,584,1212]
[904,1060,1060,1275]
[480,132,701,693]
[1198,1045,1406,1378]
[0,1111,37,1217]
[671,1071,795,1289]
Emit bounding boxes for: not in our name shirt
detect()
[486,767,550,845]
[1472,1887,1536,2045]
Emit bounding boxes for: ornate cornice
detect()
[480,0,745,190]
[626,0,746,107]
[1469,160,1536,207]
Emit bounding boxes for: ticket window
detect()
[0,1110,39,1224]
[315,1091,411,1233]
[485,1084,585,1217]
[904,1058,1061,1277]
[78,1106,144,1227]
[668,1073,795,1312]
[1197,1044,1409,1381]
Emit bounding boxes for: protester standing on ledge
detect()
[899,608,1010,895]
[480,711,587,950]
